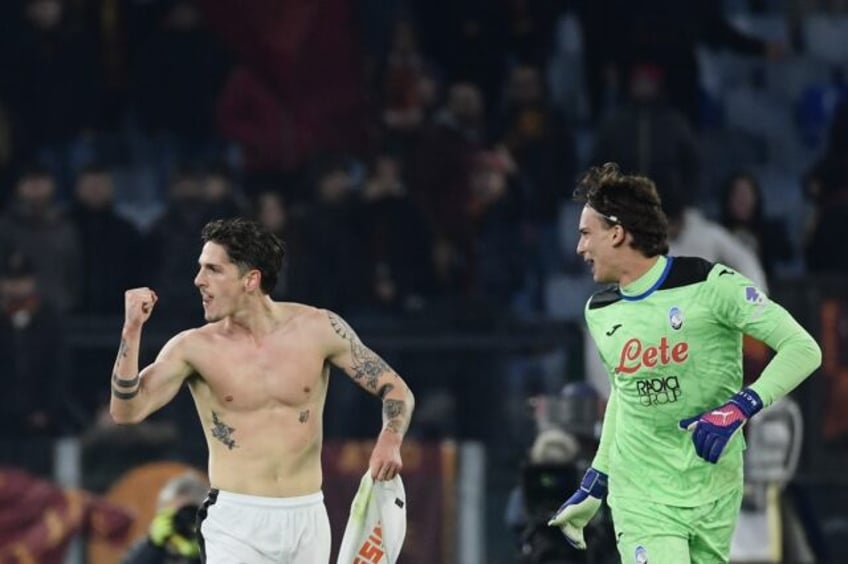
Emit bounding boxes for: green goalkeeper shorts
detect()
[608,487,743,564]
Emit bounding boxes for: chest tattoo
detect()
[211,411,238,450]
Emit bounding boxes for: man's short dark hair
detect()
[201,218,284,294]
[0,251,36,280]
[573,162,669,257]
[78,163,111,178]
[17,163,54,183]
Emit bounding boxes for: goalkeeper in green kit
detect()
[548,163,821,563]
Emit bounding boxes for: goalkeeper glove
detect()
[547,467,607,550]
[679,387,763,464]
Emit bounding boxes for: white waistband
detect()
[212,489,323,508]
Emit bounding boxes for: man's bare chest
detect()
[189,338,327,410]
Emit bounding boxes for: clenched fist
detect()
[124,288,158,329]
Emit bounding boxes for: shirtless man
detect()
[109,218,415,563]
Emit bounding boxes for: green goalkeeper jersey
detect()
[586,255,820,507]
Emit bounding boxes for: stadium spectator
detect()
[144,165,214,323]
[285,158,367,313]
[408,82,485,295]
[378,19,436,157]
[803,100,848,274]
[202,0,371,177]
[70,164,143,315]
[469,150,526,309]
[409,0,508,108]
[576,0,785,124]
[252,188,314,305]
[129,0,231,194]
[0,0,103,196]
[201,162,248,220]
[663,187,769,290]
[0,165,82,312]
[358,152,435,313]
[592,64,701,201]
[0,251,67,436]
[495,64,578,305]
[719,171,794,282]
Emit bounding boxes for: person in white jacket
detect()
[665,194,769,291]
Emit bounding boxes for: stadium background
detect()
[0,0,847,562]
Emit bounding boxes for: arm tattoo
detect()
[383,399,405,418]
[111,338,140,399]
[112,373,139,388]
[327,312,356,340]
[117,338,129,359]
[383,399,406,434]
[328,311,393,392]
[111,373,140,399]
[377,383,395,399]
[111,384,140,400]
[211,411,238,450]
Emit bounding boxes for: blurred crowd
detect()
[1,0,848,441]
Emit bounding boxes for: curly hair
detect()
[573,163,669,257]
[201,218,284,294]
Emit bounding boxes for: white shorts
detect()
[197,489,331,564]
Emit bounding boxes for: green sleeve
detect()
[707,265,822,407]
[584,297,617,474]
[591,386,618,474]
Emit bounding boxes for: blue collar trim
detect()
[620,256,673,302]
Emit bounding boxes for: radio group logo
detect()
[636,375,681,406]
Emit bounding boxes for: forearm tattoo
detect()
[111,373,140,399]
[327,311,393,393]
[378,383,395,399]
[383,399,407,434]
[211,411,238,450]
[111,339,140,400]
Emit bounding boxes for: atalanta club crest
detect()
[668,306,684,330]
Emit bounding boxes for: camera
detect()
[172,504,200,539]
